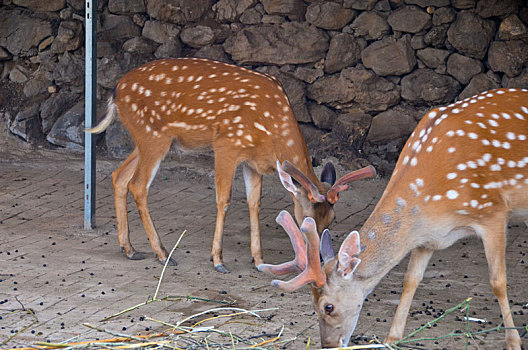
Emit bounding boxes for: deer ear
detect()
[337,231,362,279]
[320,229,335,264]
[277,160,299,196]
[320,162,336,185]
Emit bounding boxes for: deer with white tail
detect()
[87,57,375,273]
[260,88,527,349]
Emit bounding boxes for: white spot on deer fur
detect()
[428,111,437,119]
[467,132,478,139]
[233,116,242,123]
[131,83,138,91]
[514,113,525,120]
[381,214,392,225]
[448,147,456,153]
[416,178,424,187]
[131,103,138,111]
[243,135,252,142]
[426,146,433,152]
[502,142,511,149]
[396,197,406,208]
[488,120,499,127]
[439,106,447,111]
[446,190,458,199]
[447,172,457,180]
[403,156,409,165]
[452,108,461,114]
[446,130,455,137]
[456,130,465,136]
[457,210,469,215]
[470,183,480,188]
[490,164,501,171]
[145,125,151,132]
[287,139,294,147]
[470,200,479,208]
[467,161,477,169]
[457,163,467,171]
[432,195,442,201]
[507,160,517,167]
[424,195,431,202]
[410,157,418,166]
[254,122,271,135]
[506,132,516,140]
[432,137,438,143]
[168,121,188,128]
[482,139,491,146]
[409,183,419,196]
[492,140,501,147]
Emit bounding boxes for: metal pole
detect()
[84,0,97,229]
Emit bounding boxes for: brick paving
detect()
[1,152,527,349]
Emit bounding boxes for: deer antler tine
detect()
[327,165,376,204]
[257,211,307,275]
[282,161,326,203]
[300,217,326,288]
[270,217,326,291]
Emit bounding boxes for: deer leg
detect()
[242,163,264,267]
[481,220,522,350]
[112,148,144,260]
[385,247,434,344]
[211,149,237,273]
[128,139,175,265]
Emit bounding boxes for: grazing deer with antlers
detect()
[87,57,375,273]
[260,88,527,349]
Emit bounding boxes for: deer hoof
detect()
[160,257,177,266]
[214,264,231,274]
[121,247,146,260]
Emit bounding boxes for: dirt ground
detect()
[1,134,527,349]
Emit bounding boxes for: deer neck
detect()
[354,186,421,289]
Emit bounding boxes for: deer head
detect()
[276,160,376,233]
[258,210,366,348]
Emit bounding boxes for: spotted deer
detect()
[87,57,375,273]
[260,88,527,349]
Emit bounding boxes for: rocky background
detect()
[0,0,527,175]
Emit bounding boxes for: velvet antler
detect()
[258,210,307,275]
[326,165,376,204]
[259,211,326,292]
[282,161,326,203]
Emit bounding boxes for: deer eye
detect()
[324,304,334,315]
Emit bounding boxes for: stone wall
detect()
[1,0,527,174]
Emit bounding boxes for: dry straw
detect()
[3,230,526,349]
